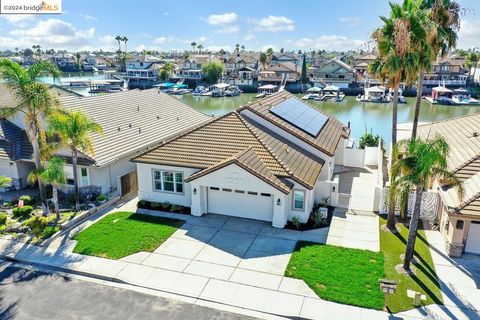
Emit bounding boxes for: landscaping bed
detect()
[137,200,191,215]
[379,215,443,312]
[285,204,334,231]
[285,242,385,310]
[73,211,185,259]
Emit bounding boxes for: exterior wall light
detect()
[332,186,336,192]
[193,188,197,195]
[277,199,281,206]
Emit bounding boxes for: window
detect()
[235,190,245,194]
[261,193,271,197]
[222,188,232,192]
[247,191,258,195]
[456,220,464,230]
[210,187,219,190]
[153,170,183,193]
[293,190,305,210]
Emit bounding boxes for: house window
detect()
[293,190,305,210]
[153,170,183,193]
[456,220,464,230]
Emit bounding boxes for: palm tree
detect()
[197,44,203,54]
[190,42,197,53]
[241,45,245,53]
[115,36,122,53]
[411,0,462,139]
[234,44,240,53]
[266,48,274,64]
[158,62,175,80]
[0,59,61,214]
[123,36,128,54]
[47,110,103,211]
[393,136,462,271]
[75,52,82,71]
[259,52,267,70]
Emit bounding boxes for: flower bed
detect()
[137,200,191,215]
[285,204,334,231]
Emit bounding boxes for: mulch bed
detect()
[284,205,334,231]
[137,200,191,215]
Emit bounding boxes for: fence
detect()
[382,186,440,220]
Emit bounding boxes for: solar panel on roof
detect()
[269,98,328,137]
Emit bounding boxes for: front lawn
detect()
[379,215,443,312]
[73,211,184,259]
[285,242,385,310]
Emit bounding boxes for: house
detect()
[310,59,355,89]
[271,54,301,66]
[417,113,480,256]
[224,54,258,86]
[175,55,214,81]
[353,53,377,80]
[132,91,350,228]
[258,62,301,83]
[124,59,164,89]
[423,57,468,87]
[0,89,210,195]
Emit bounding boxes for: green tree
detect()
[392,137,462,271]
[202,60,224,83]
[301,54,308,84]
[234,44,240,53]
[411,0,461,139]
[259,52,268,70]
[0,59,61,215]
[0,176,12,188]
[47,111,103,211]
[115,35,122,53]
[266,48,274,64]
[158,62,175,80]
[241,45,245,53]
[197,44,203,54]
[190,42,197,53]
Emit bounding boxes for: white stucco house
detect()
[0,88,210,195]
[133,91,350,228]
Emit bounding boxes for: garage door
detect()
[207,187,273,221]
[465,221,480,255]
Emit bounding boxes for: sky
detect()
[0,0,479,52]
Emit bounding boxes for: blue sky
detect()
[1,0,479,52]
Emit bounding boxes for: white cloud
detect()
[154,36,174,44]
[207,12,238,25]
[79,14,99,21]
[340,16,360,26]
[98,35,118,50]
[261,44,277,52]
[458,20,480,49]
[205,45,232,52]
[134,44,162,52]
[217,25,240,34]
[284,35,365,51]
[244,34,255,41]
[2,15,35,27]
[250,15,295,32]
[3,19,95,50]
[163,11,170,16]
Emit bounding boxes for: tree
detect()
[0,176,12,188]
[392,137,462,271]
[266,48,274,64]
[202,60,224,83]
[197,44,203,54]
[234,44,240,53]
[191,42,197,53]
[115,36,122,53]
[123,36,129,54]
[467,52,478,79]
[241,45,245,53]
[75,52,82,71]
[0,59,61,214]
[47,110,103,211]
[411,0,461,139]
[158,62,175,80]
[301,54,308,84]
[259,52,267,70]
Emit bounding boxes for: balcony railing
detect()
[423,79,467,85]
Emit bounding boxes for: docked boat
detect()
[225,86,242,97]
[356,86,389,103]
[321,85,345,102]
[302,87,322,100]
[210,83,230,97]
[425,86,455,105]
[170,84,191,95]
[256,84,277,98]
[88,79,125,93]
[60,79,91,88]
[192,86,208,96]
[451,88,480,105]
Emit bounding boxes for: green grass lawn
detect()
[73,211,184,259]
[285,242,386,310]
[379,215,443,312]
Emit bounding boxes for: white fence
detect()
[382,187,440,220]
[337,193,351,208]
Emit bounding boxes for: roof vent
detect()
[138,128,141,134]
[137,106,140,112]
[118,127,121,131]
[157,116,160,119]
[176,117,179,121]
[473,132,479,137]
[129,123,132,128]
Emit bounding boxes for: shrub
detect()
[12,205,33,220]
[137,200,147,207]
[24,215,54,238]
[150,201,162,208]
[0,212,7,225]
[19,195,33,205]
[291,216,301,229]
[312,209,327,227]
[41,226,60,239]
[97,194,107,201]
[2,201,13,208]
[359,128,383,150]
[161,201,171,210]
[170,204,180,212]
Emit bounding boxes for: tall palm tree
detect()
[123,36,128,54]
[241,45,245,53]
[234,44,240,53]
[393,136,462,271]
[411,0,461,139]
[0,59,61,214]
[115,35,122,53]
[158,62,175,80]
[266,48,274,64]
[47,110,103,211]
[259,52,267,70]
[190,42,197,53]
[197,44,203,54]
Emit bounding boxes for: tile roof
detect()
[238,91,349,156]
[441,171,480,218]
[0,120,33,161]
[61,89,210,166]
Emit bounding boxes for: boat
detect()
[60,79,91,88]
[210,83,230,97]
[388,88,406,103]
[169,84,191,95]
[356,86,389,103]
[321,85,345,102]
[256,84,277,98]
[192,86,207,96]
[225,86,242,97]
[425,86,454,105]
[88,79,125,93]
[451,88,480,105]
[301,93,321,100]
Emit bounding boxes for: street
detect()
[0,261,257,320]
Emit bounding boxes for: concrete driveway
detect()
[121,210,327,294]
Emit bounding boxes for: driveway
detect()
[119,209,327,295]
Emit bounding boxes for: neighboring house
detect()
[423,57,468,87]
[224,54,258,86]
[133,91,350,228]
[50,53,77,72]
[258,62,301,83]
[124,59,164,89]
[0,88,210,195]
[353,53,377,81]
[417,114,480,256]
[175,55,213,81]
[311,59,355,89]
[271,54,301,66]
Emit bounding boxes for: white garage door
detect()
[466,221,480,255]
[207,187,273,221]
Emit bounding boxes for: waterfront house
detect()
[423,57,468,87]
[0,89,210,196]
[258,62,301,83]
[310,59,355,89]
[124,58,164,89]
[271,53,301,66]
[224,54,258,86]
[414,114,480,256]
[175,55,221,83]
[133,91,350,228]
[353,53,377,81]
[51,53,78,72]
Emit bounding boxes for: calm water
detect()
[175,94,480,144]
[41,73,479,144]
[40,72,107,96]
